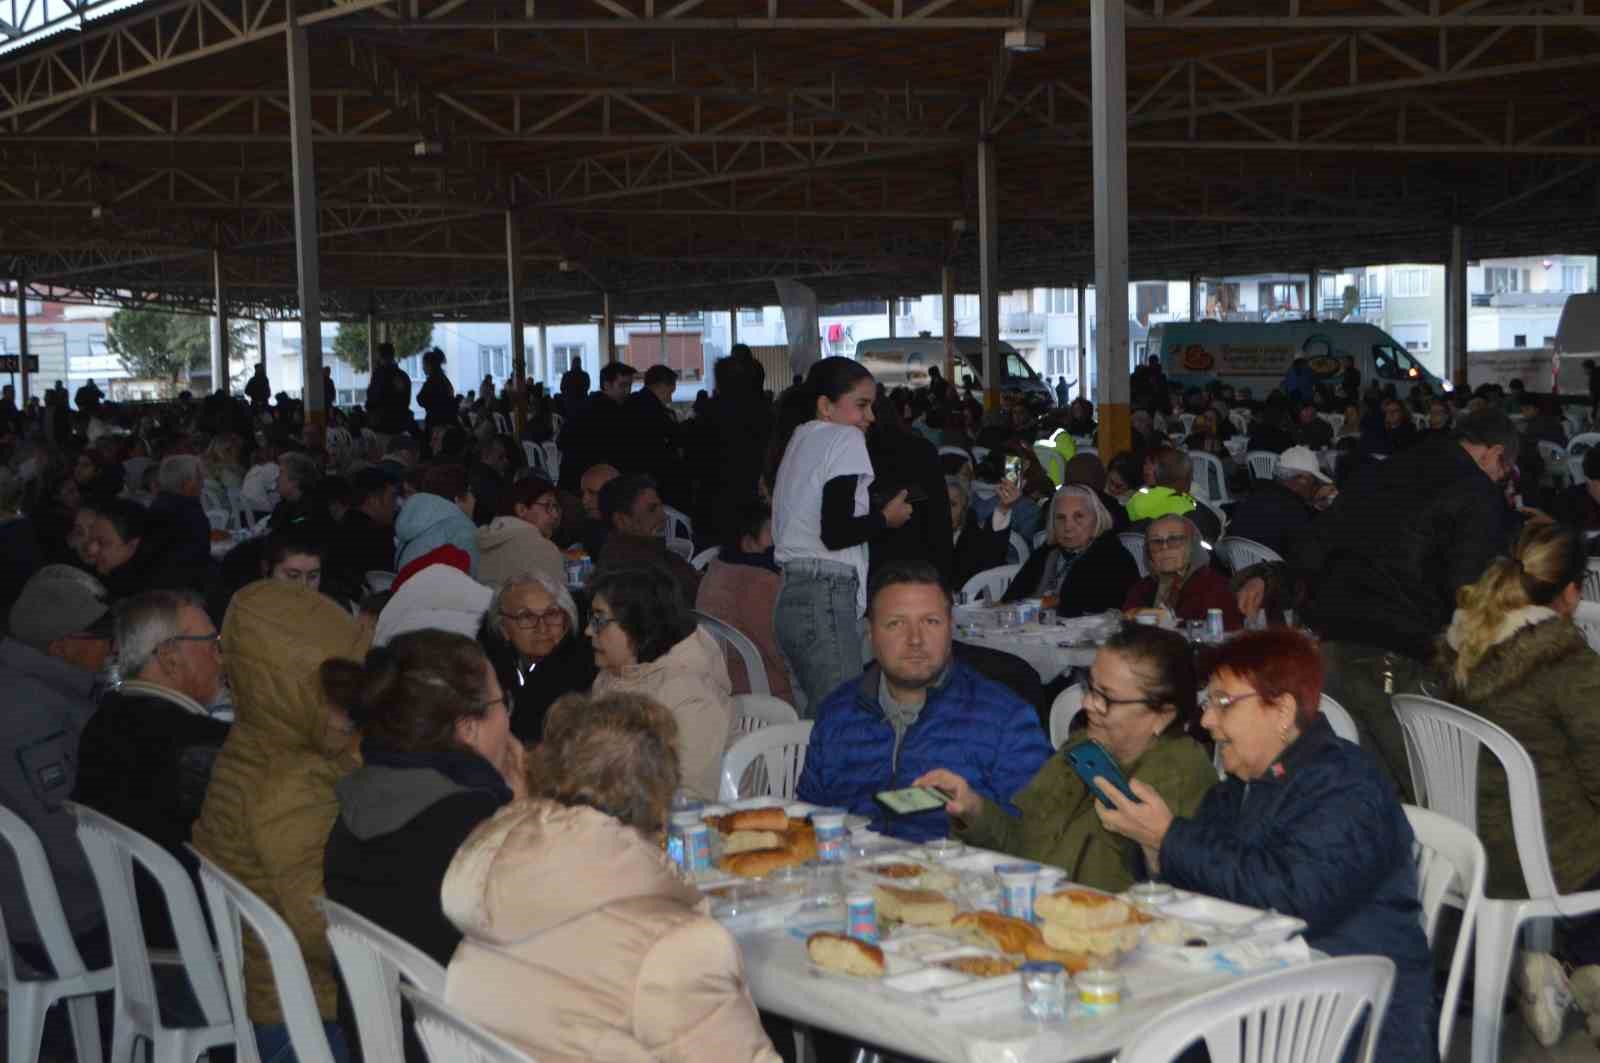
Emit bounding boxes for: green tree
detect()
[105,309,253,395]
[332,320,434,373]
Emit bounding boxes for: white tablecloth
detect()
[956,626,1098,683]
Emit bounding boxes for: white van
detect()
[1147,320,1450,398]
[1465,292,1599,394]
[852,336,1055,402]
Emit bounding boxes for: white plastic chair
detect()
[1537,440,1569,486]
[1193,497,1228,541]
[1228,409,1251,435]
[520,441,547,477]
[972,446,990,464]
[365,571,397,595]
[400,984,538,1063]
[315,897,445,1063]
[1404,804,1485,1060]
[1318,693,1360,746]
[1318,411,1345,435]
[661,504,693,545]
[1118,532,1150,577]
[1567,431,1600,457]
[693,612,771,696]
[189,846,340,1063]
[1031,529,1048,550]
[1568,454,1587,485]
[1583,558,1600,603]
[1188,451,1231,504]
[1216,535,1284,573]
[70,805,235,1063]
[718,721,813,802]
[1391,693,1600,1063]
[664,538,694,561]
[540,442,560,483]
[1007,530,1031,565]
[0,805,113,1063]
[1078,445,1098,459]
[689,546,720,571]
[937,445,972,464]
[959,563,1020,604]
[1177,412,1197,436]
[1575,600,1600,653]
[1032,444,1066,485]
[732,693,799,735]
[1245,450,1280,480]
[1115,955,1395,1063]
[1048,684,1084,748]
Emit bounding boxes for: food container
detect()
[922,838,966,862]
[1128,881,1175,907]
[1033,870,1067,919]
[1077,969,1124,1014]
[1206,608,1225,641]
[994,862,1042,920]
[846,891,878,943]
[813,812,848,863]
[1014,599,1041,625]
[683,822,712,873]
[666,810,702,868]
[1020,961,1069,1021]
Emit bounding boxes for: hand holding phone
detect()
[1065,741,1141,809]
[875,785,953,816]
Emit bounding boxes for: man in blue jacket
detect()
[796,560,1052,841]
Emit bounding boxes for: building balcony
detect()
[1318,294,1384,317]
[1471,291,1569,309]
[1002,311,1046,334]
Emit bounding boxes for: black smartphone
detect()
[902,485,928,504]
[1065,741,1141,808]
[874,785,952,816]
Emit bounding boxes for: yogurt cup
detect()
[1077,969,1125,1013]
[812,812,848,862]
[995,862,1042,921]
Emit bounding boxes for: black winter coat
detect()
[951,512,1010,590]
[1003,530,1139,617]
[866,426,954,587]
[1297,434,1510,660]
[479,624,598,744]
[1161,715,1435,1063]
[1224,480,1317,560]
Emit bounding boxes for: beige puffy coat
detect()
[442,800,780,1063]
[591,627,734,801]
[475,515,566,592]
[191,580,369,1024]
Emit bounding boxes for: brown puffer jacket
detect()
[191,580,370,1024]
[1439,606,1600,898]
[442,800,780,1063]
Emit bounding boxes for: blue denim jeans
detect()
[255,1020,351,1063]
[775,559,862,717]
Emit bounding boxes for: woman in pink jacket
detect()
[441,691,781,1063]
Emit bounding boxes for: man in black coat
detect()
[556,362,634,494]
[1296,408,1518,799]
[616,365,689,510]
[325,466,399,597]
[365,342,415,437]
[145,455,213,573]
[1226,445,1332,559]
[866,399,953,588]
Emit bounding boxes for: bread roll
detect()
[1039,919,1142,956]
[872,884,957,927]
[713,807,790,834]
[721,830,784,855]
[783,822,818,863]
[951,911,1043,955]
[1033,888,1132,930]
[1022,939,1093,974]
[719,847,808,877]
[806,932,885,978]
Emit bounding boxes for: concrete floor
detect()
[1447,1013,1598,1062]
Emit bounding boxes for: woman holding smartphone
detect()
[770,358,914,714]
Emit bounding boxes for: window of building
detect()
[1513,334,1527,348]
[955,294,979,319]
[738,308,765,325]
[1258,281,1304,313]
[1545,335,1557,347]
[1393,269,1430,298]
[1485,267,1532,294]
[1045,347,1072,375]
[1563,265,1587,293]
[895,298,919,316]
[1390,323,1431,353]
[1046,289,1071,315]
[479,345,509,379]
[552,343,585,367]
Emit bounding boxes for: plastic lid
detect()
[1021,961,1065,974]
[669,811,704,827]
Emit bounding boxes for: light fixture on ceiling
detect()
[558,259,577,272]
[951,218,969,233]
[1004,28,1045,53]
[90,203,108,220]
[412,139,445,158]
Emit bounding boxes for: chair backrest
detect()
[1318,693,1359,745]
[661,504,693,544]
[1188,451,1230,504]
[718,721,813,802]
[959,563,1020,604]
[1215,535,1284,574]
[937,445,972,464]
[316,897,446,1063]
[365,570,397,595]
[1007,530,1031,565]
[1032,529,1048,549]
[1048,684,1084,748]
[693,613,770,696]
[1537,439,1567,466]
[400,984,538,1063]
[1228,409,1251,435]
[1568,454,1587,486]
[1403,804,1485,1060]
[1115,955,1395,1063]
[732,692,800,734]
[1575,600,1600,653]
[540,442,560,482]
[1390,694,1561,901]
[1194,497,1228,541]
[971,446,991,463]
[1583,558,1600,603]
[1032,443,1066,485]
[70,805,233,1031]
[664,538,693,561]
[689,546,720,571]
[1567,431,1600,457]
[520,441,547,476]
[0,805,100,988]
[1118,531,1150,577]
[1317,411,1345,434]
[1178,412,1197,434]
[189,845,338,1063]
[1245,450,1280,480]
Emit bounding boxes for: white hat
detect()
[1277,446,1332,484]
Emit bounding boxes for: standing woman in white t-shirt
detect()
[769,358,913,715]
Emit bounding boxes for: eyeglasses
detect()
[586,611,617,633]
[535,499,561,515]
[1148,535,1189,550]
[164,633,221,651]
[501,607,567,631]
[1202,689,1263,713]
[1083,676,1149,710]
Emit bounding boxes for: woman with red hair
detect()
[1096,629,1434,1062]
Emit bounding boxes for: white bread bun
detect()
[1040,920,1142,955]
[806,932,885,978]
[721,830,784,855]
[709,808,790,834]
[872,885,957,927]
[1033,888,1132,930]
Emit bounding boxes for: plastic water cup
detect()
[813,812,848,863]
[846,892,879,943]
[683,823,712,872]
[666,810,702,869]
[1020,962,1068,1021]
[995,862,1042,920]
[1128,881,1174,907]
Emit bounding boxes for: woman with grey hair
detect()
[1003,483,1140,617]
[1122,513,1242,629]
[476,570,596,742]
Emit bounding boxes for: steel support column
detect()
[978,99,1000,410]
[1308,266,1319,319]
[1189,273,1200,321]
[887,300,896,340]
[1092,0,1131,457]
[286,14,323,427]
[659,312,668,363]
[941,266,955,386]
[538,324,549,385]
[258,321,268,371]
[211,249,228,394]
[1447,225,1468,391]
[16,276,29,404]
[366,297,377,369]
[507,210,527,434]
[1077,284,1088,402]
[729,308,739,349]
[602,292,616,364]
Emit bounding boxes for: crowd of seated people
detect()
[5,349,1600,1063]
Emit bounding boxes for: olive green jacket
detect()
[954,731,1216,892]
[1439,609,1600,899]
